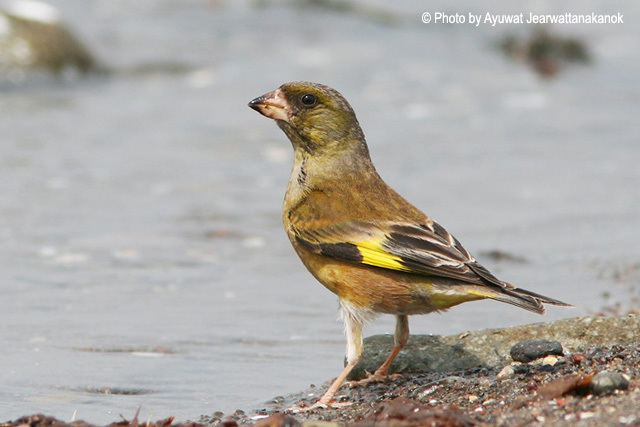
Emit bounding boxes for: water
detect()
[1,0,639,423]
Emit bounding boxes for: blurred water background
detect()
[1,0,639,423]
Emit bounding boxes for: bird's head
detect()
[248,82,367,155]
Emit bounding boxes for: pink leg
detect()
[292,302,364,411]
[349,315,408,386]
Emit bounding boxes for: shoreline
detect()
[4,315,639,427]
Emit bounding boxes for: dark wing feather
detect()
[295,220,496,287]
[293,220,571,312]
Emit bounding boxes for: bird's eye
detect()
[301,93,317,107]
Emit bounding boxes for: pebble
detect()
[510,339,564,362]
[620,415,638,425]
[497,365,514,379]
[571,353,586,364]
[590,371,630,395]
[221,418,238,427]
[580,412,595,420]
[417,385,439,398]
[512,364,531,374]
[467,395,479,403]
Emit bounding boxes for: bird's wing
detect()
[293,220,507,288]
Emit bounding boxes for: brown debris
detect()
[537,373,594,399]
[253,414,300,427]
[360,398,475,427]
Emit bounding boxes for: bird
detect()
[248,82,571,410]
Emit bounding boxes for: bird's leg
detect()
[348,314,408,386]
[291,303,363,412]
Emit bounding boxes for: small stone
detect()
[443,375,466,384]
[483,399,496,405]
[590,371,630,395]
[541,355,559,366]
[510,339,564,362]
[221,418,238,427]
[571,353,586,364]
[497,365,515,379]
[468,394,479,403]
[268,396,285,404]
[580,412,595,420]
[417,385,439,398]
[512,364,531,374]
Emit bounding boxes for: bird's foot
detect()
[288,399,353,413]
[347,371,402,387]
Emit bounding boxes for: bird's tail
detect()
[490,284,573,314]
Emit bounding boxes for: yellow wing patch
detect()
[355,239,411,272]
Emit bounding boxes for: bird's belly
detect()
[290,242,483,315]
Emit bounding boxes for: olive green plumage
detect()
[248,82,570,409]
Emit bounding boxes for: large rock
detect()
[0,0,96,75]
[349,315,639,379]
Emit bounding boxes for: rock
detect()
[348,316,640,380]
[510,340,564,363]
[496,365,515,380]
[0,0,96,76]
[349,335,486,380]
[571,353,586,364]
[541,355,559,366]
[512,364,530,375]
[498,29,591,79]
[590,371,630,395]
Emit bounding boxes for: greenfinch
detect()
[248,82,570,409]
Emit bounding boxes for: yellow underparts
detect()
[428,287,493,309]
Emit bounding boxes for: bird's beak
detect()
[248,89,290,122]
